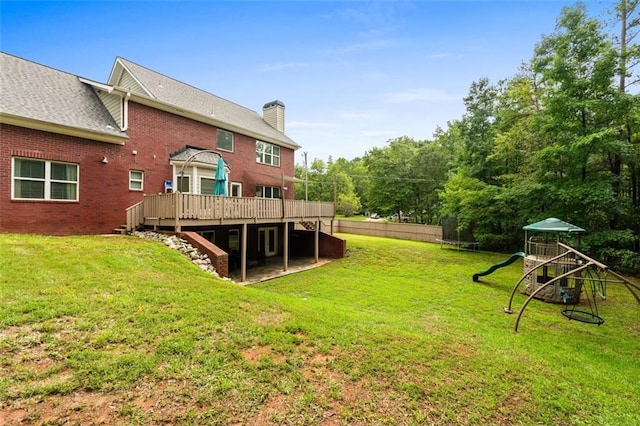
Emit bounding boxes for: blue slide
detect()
[473,252,525,282]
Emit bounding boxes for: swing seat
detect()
[561,309,605,325]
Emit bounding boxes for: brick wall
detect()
[290,230,346,259]
[126,103,296,199]
[1,124,138,235]
[180,231,229,278]
[1,101,297,235]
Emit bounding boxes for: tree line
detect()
[294,1,640,274]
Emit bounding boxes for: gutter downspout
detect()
[121,91,131,131]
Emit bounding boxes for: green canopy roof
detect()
[523,218,585,233]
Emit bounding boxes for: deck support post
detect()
[241,223,248,282]
[174,193,181,233]
[314,220,319,263]
[283,222,289,272]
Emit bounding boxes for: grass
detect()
[335,214,369,221]
[1,233,639,425]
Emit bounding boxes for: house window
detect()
[217,129,234,152]
[231,182,242,197]
[256,141,280,166]
[129,170,144,191]
[229,229,239,251]
[256,185,281,199]
[199,231,215,243]
[201,177,215,195]
[177,176,190,193]
[259,226,278,257]
[12,157,78,201]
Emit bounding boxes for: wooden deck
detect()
[126,193,335,231]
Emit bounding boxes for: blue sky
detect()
[1,1,613,164]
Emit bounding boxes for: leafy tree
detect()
[363,137,420,220]
[457,78,500,182]
[489,68,544,178]
[612,0,640,216]
[529,4,626,230]
[294,156,362,216]
[408,140,452,224]
[327,157,368,215]
[295,2,640,271]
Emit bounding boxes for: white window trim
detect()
[256,185,281,199]
[259,226,278,257]
[231,182,242,197]
[11,157,79,202]
[172,163,219,194]
[129,170,144,191]
[172,163,194,193]
[200,176,216,195]
[256,140,281,167]
[177,175,191,193]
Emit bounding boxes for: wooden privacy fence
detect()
[334,220,442,243]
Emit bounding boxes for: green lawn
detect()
[335,214,369,221]
[1,233,638,425]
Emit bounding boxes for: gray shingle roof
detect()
[169,146,228,168]
[0,52,126,139]
[111,57,299,149]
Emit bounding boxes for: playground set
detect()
[472,218,640,332]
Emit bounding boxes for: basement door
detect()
[258,227,278,257]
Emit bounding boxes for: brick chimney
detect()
[263,100,285,132]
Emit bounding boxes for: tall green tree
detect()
[457,78,500,182]
[327,157,369,215]
[294,156,362,216]
[363,137,419,219]
[407,140,452,224]
[612,0,640,215]
[530,4,625,230]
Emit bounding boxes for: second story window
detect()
[217,129,234,152]
[256,141,280,167]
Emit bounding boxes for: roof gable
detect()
[107,59,151,97]
[108,57,299,150]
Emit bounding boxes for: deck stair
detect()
[300,221,316,231]
[113,225,128,235]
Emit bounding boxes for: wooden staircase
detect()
[113,225,127,235]
[300,221,316,231]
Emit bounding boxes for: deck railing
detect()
[527,239,569,258]
[125,201,144,231]
[129,193,334,230]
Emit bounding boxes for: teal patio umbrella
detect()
[214,156,228,196]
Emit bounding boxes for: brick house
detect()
[0,52,344,281]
